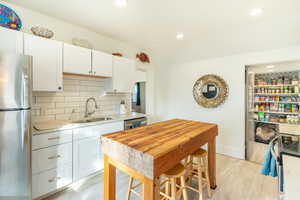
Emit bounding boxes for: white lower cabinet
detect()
[32,164,72,199]
[32,121,124,199]
[73,136,102,181]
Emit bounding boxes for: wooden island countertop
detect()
[101,119,218,200]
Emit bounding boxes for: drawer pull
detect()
[48,136,60,140]
[48,177,61,183]
[48,155,61,160]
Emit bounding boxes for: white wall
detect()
[0,1,140,58]
[155,46,300,159]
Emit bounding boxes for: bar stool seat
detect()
[164,163,185,177]
[160,163,189,200]
[192,148,207,157]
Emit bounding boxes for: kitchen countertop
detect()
[32,112,147,135]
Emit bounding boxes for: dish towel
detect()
[261,144,278,177]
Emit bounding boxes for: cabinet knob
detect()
[58,86,62,90]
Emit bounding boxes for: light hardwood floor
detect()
[44,154,278,200]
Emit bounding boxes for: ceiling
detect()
[6,0,300,64]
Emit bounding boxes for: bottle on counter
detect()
[119,100,126,115]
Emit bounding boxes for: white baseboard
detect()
[216,144,245,160]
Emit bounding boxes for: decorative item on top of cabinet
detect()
[72,38,92,49]
[0,4,22,30]
[193,74,229,108]
[112,53,123,57]
[31,26,54,39]
[136,52,150,63]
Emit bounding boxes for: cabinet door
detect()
[24,34,63,91]
[92,50,112,77]
[73,137,102,181]
[112,56,135,93]
[0,27,23,53]
[63,43,91,75]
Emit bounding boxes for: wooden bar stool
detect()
[186,148,211,200]
[160,163,189,200]
[127,163,189,200]
[127,176,142,199]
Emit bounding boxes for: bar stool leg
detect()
[180,175,189,200]
[127,177,134,200]
[204,157,212,197]
[165,179,170,196]
[188,156,193,186]
[171,178,176,200]
[197,160,203,200]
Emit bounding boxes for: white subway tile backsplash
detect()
[32,75,131,123]
[36,96,65,103]
[45,108,65,115]
[32,103,55,109]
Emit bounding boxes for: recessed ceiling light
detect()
[115,0,127,7]
[266,65,275,69]
[176,33,184,40]
[249,8,263,16]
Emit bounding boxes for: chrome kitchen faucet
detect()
[84,97,99,118]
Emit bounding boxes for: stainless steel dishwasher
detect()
[124,117,147,129]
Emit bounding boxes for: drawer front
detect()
[32,164,72,199]
[32,143,72,174]
[73,121,124,140]
[32,130,73,150]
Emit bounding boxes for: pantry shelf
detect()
[253,120,281,125]
[252,120,300,126]
[254,101,300,104]
[253,84,298,88]
[255,93,300,96]
[251,110,300,115]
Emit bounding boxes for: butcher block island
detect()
[101,119,218,200]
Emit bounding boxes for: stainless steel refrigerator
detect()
[0,53,32,200]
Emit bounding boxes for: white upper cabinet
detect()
[92,50,113,77]
[24,34,63,92]
[63,43,92,75]
[105,56,135,93]
[0,27,23,54]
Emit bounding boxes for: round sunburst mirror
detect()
[193,74,229,108]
